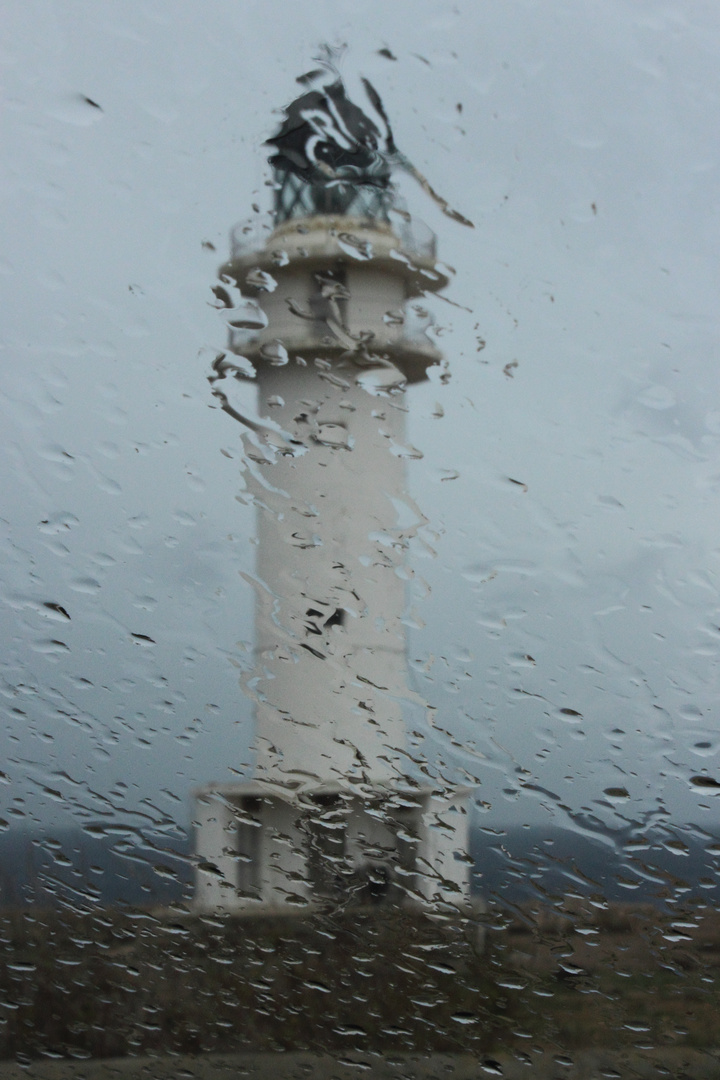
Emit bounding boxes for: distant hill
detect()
[1,818,717,909]
[472,821,720,907]
[0,824,193,909]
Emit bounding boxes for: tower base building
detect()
[194,781,473,913]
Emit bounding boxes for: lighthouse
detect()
[194,72,474,914]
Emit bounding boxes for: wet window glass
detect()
[2,4,719,1076]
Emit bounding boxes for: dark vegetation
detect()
[0,907,499,1061]
[487,897,720,1054]
[1,899,719,1063]
[1,822,719,1062]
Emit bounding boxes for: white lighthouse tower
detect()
[194,73,474,914]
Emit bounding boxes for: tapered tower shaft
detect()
[230,217,442,793]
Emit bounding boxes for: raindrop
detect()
[314,422,351,449]
[48,93,104,126]
[603,787,630,802]
[480,1060,503,1075]
[32,639,69,654]
[337,233,373,260]
[42,602,71,620]
[259,341,289,366]
[689,775,720,790]
[355,364,406,394]
[211,284,234,308]
[227,303,268,331]
[691,741,715,757]
[245,268,277,292]
[69,578,100,596]
[38,512,79,534]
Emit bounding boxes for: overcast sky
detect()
[2,0,719,847]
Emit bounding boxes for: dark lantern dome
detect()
[266,78,394,225]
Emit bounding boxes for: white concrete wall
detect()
[194,785,476,914]
[238,266,408,356]
[246,279,416,789]
[194,792,240,911]
[344,266,406,343]
[416,794,473,908]
[260,798,311,909]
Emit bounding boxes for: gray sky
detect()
[1,0,720,843]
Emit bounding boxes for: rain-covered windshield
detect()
[2,4,719,1076]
